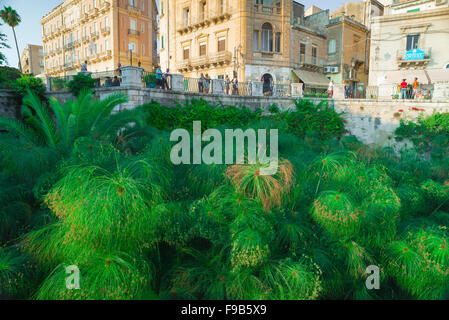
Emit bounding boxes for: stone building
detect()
[20,44,45,75]
[159,0,329,90]
[324,0,384,98]
[41,0,158,77]
[368,0,449,99]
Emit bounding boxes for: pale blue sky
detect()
[0,0,347,69]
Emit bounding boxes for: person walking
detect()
[198,73,204,93]
[224,75,230,95]
[232,74,239,95]
[204,74,211,94]
[412,77,419,99]
[344,81,351,99]
[81,60,88,72]
[328,79,334,98]
[156,66,163,89]
[400,79,408,100]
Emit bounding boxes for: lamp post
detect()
[128,43,135,66]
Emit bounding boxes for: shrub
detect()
[0,66,21,89]
[68,73,96,97]
[11,74,46,104]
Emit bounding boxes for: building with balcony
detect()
[41,0,158,77]
[368,0,449,91]
[20,44,45,75]
[159,0,329,89]
[323,0,384,97]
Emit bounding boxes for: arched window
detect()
[261,23,273,52]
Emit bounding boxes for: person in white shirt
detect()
[328,80,334,98]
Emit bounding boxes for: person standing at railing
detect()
[156,66,163,89]
[198,73,205,93]
[224,75,230,95]
[412,77,419,99]
[163,69,171,90]
[81,60,88,72]
[327,79,334,98]
[204,74,211,94]
[232,74,239,95]
[400,79,408,100]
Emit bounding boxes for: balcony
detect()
[344,68,358,81]
[80,13,89,23]
[191,55,209,69]
[396,48,431,69]
[177,59,191,72]
[177,5,233,34]
[63,62,74,70]
[101,27,111,35]
[100,1,111,13]
[91,32,100,40]
[127,5,142,16]
[209,51,232,65]
[298,54,325,71]
[254,4,281,14]
[64,42,75,50]
[99,50,112,60]
[82,36,90,44]
[89,7,100,18]
[128,29,140,36]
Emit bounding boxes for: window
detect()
[105,40,109,51]
[83,5,87,13]
[142,22,145,33]
[105,16,109,28]
[130,0,136,6]
[183,47,190,60]
[200,1,206,21]
[183,8,190,26]
[141,0,145,10]
[130,19,136,31]
[300,43,306,54]
[39,49,44,56]
[312,45,317,64]
[199,42,207,56]
[328,39,336,54]
[161,1,164,15]
[93,0,97,8]
[275,32,281,53]
[94,22,98,33]
[218,37,226,52]
[406,34,419,51]
[142,44,145,54]
[261,23,273,52]
[253,30,259,51]
[161,35,164,49]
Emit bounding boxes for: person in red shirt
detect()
[400,79,408,100]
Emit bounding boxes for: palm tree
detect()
[0,6,22,72]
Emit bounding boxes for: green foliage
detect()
[68,74,96,97]
[2,94,449,300]
[11,74,46,104]
[0,66,21,88]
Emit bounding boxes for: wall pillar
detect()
[251,81,263,96]
[333,84,345,99]
[433,83,449,100]
[379,83,394,99]
[120,66,143,87]
[291,83,304,97]
[170,73,184,91]
[212,79,224,95]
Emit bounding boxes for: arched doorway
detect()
[262,73,273,96]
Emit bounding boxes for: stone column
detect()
[378,83,394,100]
[291,83,304,98]
[433,83,449,100]
[212,79,224,95]
[170,73,184,91]
[251,81,263,96]
[46,76,52,91]
[120,66,143,87]
[333,84,345,99]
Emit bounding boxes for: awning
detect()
[292,69,330,87]
[426,69,449,84]
[383,70,431,85]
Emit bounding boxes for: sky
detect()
[0,0,349,69]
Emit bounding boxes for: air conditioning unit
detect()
[331,66,339,73]
[324,66,331,73]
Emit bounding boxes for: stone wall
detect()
[2,86,449,148]
[0,90,18,119]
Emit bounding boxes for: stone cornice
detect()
[373,6,449,23]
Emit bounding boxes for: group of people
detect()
[155,65,171,90]
[197,74,239,95]
[399,77,420,100]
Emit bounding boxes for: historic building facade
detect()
[368,0,449,94]
[20,44,45,75]
[159,0,329,87]
[41,0,158,77]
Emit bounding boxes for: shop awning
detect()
[426,69,449,84]
[292,69,330,87]
[383,70,431,85]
